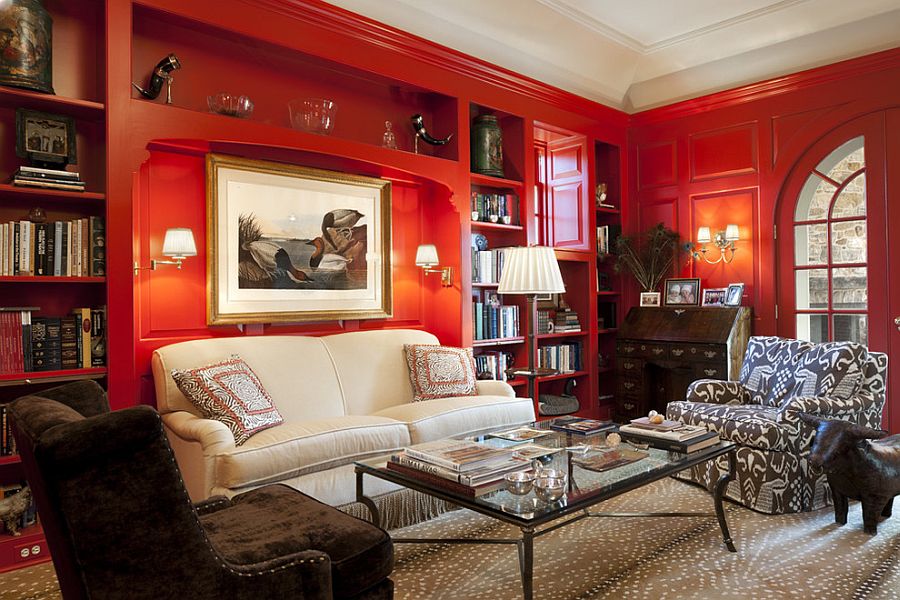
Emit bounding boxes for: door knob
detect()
[895,316,900,329]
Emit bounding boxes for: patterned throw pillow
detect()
[739,337,814,407]
[789,342,867,402]
[404,344,478,402]
[172,357,283,445]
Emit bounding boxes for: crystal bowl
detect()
[505,471,535,496]
[207,93,254,118]
[533,477,567,503]
[289,98,337,135]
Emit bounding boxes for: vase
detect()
[471,114,504,177]
[0,0,54,94]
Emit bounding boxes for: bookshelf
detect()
[0,0,107,572]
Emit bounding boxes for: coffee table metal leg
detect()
[355,470,381,527]
[713,448,737,552]
[520,526,534,600]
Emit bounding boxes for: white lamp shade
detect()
[696,226,712,244]
[497,246,566,295]
[725,224,740,241]
[415,244,439,267]
[161,228,197,258]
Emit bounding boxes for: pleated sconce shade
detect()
[498,246,566,295]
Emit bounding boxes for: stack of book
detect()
[12,166,86,192]
[553,309,581,332]
[472,296,519,340]
[536,309,552,334]
[1,404,17,457]
[0,306,106,374]
[471,247,507,284]
[618,418,720,453]
[470,191,520,225]
[549,416,616,435]
[474,350,512,381]
[387,439,528,497]
[0,216,105,277]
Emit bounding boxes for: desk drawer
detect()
[695,364,726,379]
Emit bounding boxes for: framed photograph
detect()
[206,154,392,325]
[702,288,727,306]
[639,292,661,307]
[725,283,745,306]
[16,109,77,166]
[664,278,701,306]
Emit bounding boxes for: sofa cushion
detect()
[215,416,410,490]
[172,357,283,445]
[201,484,393,599]
[373,395,535,444]
[667,401,795,453]
[739,337,815,407]
[789,342,867,402]
[404,344,477,402]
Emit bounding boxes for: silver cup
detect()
[533,477,566,502]
[505,471,535,495]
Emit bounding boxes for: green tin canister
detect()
[0,0,54,94]
[471,114,504,177]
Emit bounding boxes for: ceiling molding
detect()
[537,0,812,53]
[629,46,900,125]
[246,0,628,124]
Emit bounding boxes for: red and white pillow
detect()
[172,357,283,445]
[404,344,478,402]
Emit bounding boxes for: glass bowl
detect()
[207,93,254,118]
[289,98,337,135]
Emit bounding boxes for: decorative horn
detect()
[132,54,182,102]
[411,114,453,146]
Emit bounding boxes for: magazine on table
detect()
[402,439,515,472]
[488,426,553,443]
[549,416,616,435]
[618,423,711,442]
[628,416,684,432]
[390,452,529,487]
[572,448,649,472]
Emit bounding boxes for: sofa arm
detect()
[194,495,232,516]
[475,380,515,398]
[226,549,333,599]
[162,410,236,454]
[685,380,751,405]
[778,391,879,421]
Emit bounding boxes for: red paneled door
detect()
[777,113,897,432]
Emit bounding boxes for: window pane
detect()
[794,224,827,266]
[831,172,866,218]
[795,175,836,221]
[830,220,866,264]
[833,314,868,346]
[796,269,828,310]
[832,267,867,309]
[825,145,865,185]
[797,314,829,343]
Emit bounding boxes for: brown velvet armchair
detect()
[10,380,394,600]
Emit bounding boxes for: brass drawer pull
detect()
[652,348,664,355]
[704,351,717,358]
[704,368,717,376]
[623,382,635,390]
[672,349,684,356]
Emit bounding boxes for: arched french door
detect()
[777,113,894,430]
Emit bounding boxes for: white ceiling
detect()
[323,0,900,112]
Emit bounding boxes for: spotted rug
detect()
[1,478,898,599]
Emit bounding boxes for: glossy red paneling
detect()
[689,123,758,182]
[637,141,677,189]
[690,190,757,302]
[771,106,837,166]
[639,198,677,232]
[550,140,582,180]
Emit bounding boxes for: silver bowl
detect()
[533,476,566,503]
[505,471,535,495]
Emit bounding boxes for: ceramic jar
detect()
[471,114,504,177]
[0,0,54,94]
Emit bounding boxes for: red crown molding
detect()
[630,46,900,126]
[244,0,627,126]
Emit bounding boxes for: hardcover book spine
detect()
[90,306,106,367]
[72,308,91,368]
[81,218,89,279]
[392,454,461,482]
[21,311,32,372]
[60,316,79,370]
[53,221,62,277]
[89,216,105,277]
[35,223,47,276]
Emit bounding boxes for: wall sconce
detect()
[415,244,452,286]
[134,228,197,275]
[692,224,739,264]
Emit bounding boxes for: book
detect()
[31,317,62,371]
[12,178,86,191]
[385,461,510,497]
[488,427,552,443]
[572,448,649,472]
[53,221,63,276]
[549,416,616,435]
[71,308,92,368]
[628,416,685,432]
[19,166,81,179]
[90,306,106,367]
[403,439,513,473]
[60,316,80,370]
[618,428,721,453]
[391,452,528,486]
[89,216,105,277]
[618,423,713,442]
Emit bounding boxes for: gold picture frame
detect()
[206,154,392,325]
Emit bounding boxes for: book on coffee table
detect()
[488,427,553,442]
[549,416,616,435]
[385,461,512,497]
[572,448,649,472]
[628,416,684,432]
[403,439,514,472]
[618,424,720,453]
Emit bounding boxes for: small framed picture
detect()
[664,278,701,306]
[702,288,727,306]
[725,283,745,306]
[640,292,661,307]
[16,109,77,166]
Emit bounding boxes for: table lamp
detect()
[498,246,566,401]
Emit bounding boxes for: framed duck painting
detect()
[206,154,392,324]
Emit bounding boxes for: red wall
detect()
[629,48,900,432]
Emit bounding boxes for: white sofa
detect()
[152,329,535,512]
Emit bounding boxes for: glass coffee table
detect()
[355,422,737,600]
